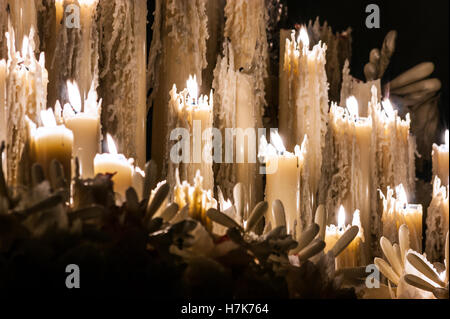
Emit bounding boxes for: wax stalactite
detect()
[174,169,217,233]
[213,0,268,214]
[324,206,365,270]
[0,0,7,59]
[94,134,134,201]
[261,132,312,241]
[97,0,147,168]
[380,184,423,252]
[166,75,214,195]
[320,97,374,264]
[279,27,328,208]
[340,60,381,117]
[425,176,449,263]
[5,28,48,187]
[149,0,209,181]
[432,130,449,186]
[306,17,353,103]
[53,0,99,108]
[29,109,74,181]
[57,81,101,178]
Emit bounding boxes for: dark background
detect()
[146,0,449,160]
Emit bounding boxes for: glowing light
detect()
[445,130,449,149]
[222,199,233,211]
[338,205,346,229]
[382,99,395,119]
[298,27,310,49]
[352,210,361,227]
[346,96,359,118]
[186,75,198,102]
[271,131,286,154]
[106,134,118,155]
[395,184,408,207]
[21,36,29,58]
[40,109,57,127]
[67,81,82,113]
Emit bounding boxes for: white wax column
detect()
[62,81,101,178]
[33,109,74,181]
[426,176,449,262]
[263,133,308,240]
[6,0,38,54]
[432,130,449,185]
[279,28,328,205]
[94,135,133,200]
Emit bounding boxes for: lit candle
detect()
[62,81,100,178]
[425,176,449,262]
[167,75,214,192]
[369,86,416,196]
[380,184,423,252]
[174,169,217,232]
[279,27,328,204]
[323,97,373,263]
[261,132,310,240]
[32,109,74,181]
[94,134,133,200]
[432,130,449,186]
[324,206,365,269]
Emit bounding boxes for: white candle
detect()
[380,184,423,252]
[174,169,217,232]
[324,97,374,263]
[32,109,74,181]
[262,132,310,240]
[167,75,214,193]
[279,27,328,206]
[425,176,449,262]
[325,206,365,269]
[62,81,100,178]
[432,130,449,186]
[94,134,133,200]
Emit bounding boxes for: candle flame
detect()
[106,134,118,155]
[382,99,395,119]
[395,184,408,206]
[298,27,309,48]
[186,75,198,102]
[40,109,57,128]
[222,199,233,211]
[346,96,359,118]
[67,81,82,113]
[352,210,361,227]
[338,205,346,228]
[445,130,449,148]
[271,131,286,154]
[78,0,97,6]
[21,36,29,58]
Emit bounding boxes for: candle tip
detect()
[298,27,310,48]
[338,205,346,228]
[346,96,359,118]
[106,134,118,155]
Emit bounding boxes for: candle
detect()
[94,134,133,200]
[261,132,311,240]
[166,75,214,193]
[322,97,374,263]
[425,176,449,262]
[174,169,217,232]
[32,109,74,181]
[432,130,449,185]
[97,0,147,167]
[279,27,328,205]
[62,81,100,178]
[4,31,48,186]
[380,184,423,252]
[5,0,38,54]
[369,86,416,197]
[324,206,365,269]
[149,0,208,181]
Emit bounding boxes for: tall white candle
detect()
[425,176,449,262]
[261,132,311,240]
[62,81,101,178]
[279,27,328,206]
[432,130,449,186]
[167,75,214,194]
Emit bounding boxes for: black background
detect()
[146,0,449,160]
